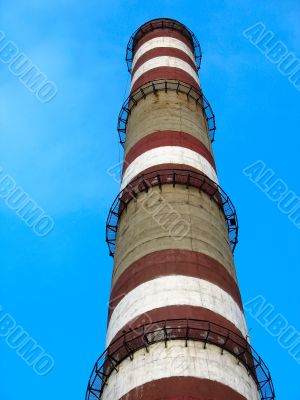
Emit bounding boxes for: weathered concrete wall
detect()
[113,185,236,286]
[125,90,212,155]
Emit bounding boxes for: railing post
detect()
[185,319,189,347]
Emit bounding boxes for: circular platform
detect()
[126,18,202,73]
[118,79,216,146]
[86,318,275,400]
[106,168,238,257]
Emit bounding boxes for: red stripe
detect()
[132,47,197,75]
[134,29,194,54]
[123,131,215,175]
[120,377,247,400]
[131,67,200,94]
[108,305,246,345]
[109,250,243,317]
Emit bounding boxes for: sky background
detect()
[0,0,299,399]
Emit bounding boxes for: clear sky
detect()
[0,0,299,399]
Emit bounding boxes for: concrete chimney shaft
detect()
[86,18,275,400]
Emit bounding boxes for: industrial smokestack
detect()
[86,18,275,400]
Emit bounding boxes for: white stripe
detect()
[102,341,260,400]
[121,146,218,190]
[106,276,247,346]
[130,56,199,89]
[132,36,196,70]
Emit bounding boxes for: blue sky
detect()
[0,0,299,399]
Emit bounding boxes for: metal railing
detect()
[106,168,238,257]
[117,79,216,146]
[86,318,275,400]
[126,18,202,72]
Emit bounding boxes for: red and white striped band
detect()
[106,274,247,346]
[123,130,216,172]
[121,145,218,190]
[130,30,200,93]
[133,29,194,55]
[109,250,242,314]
